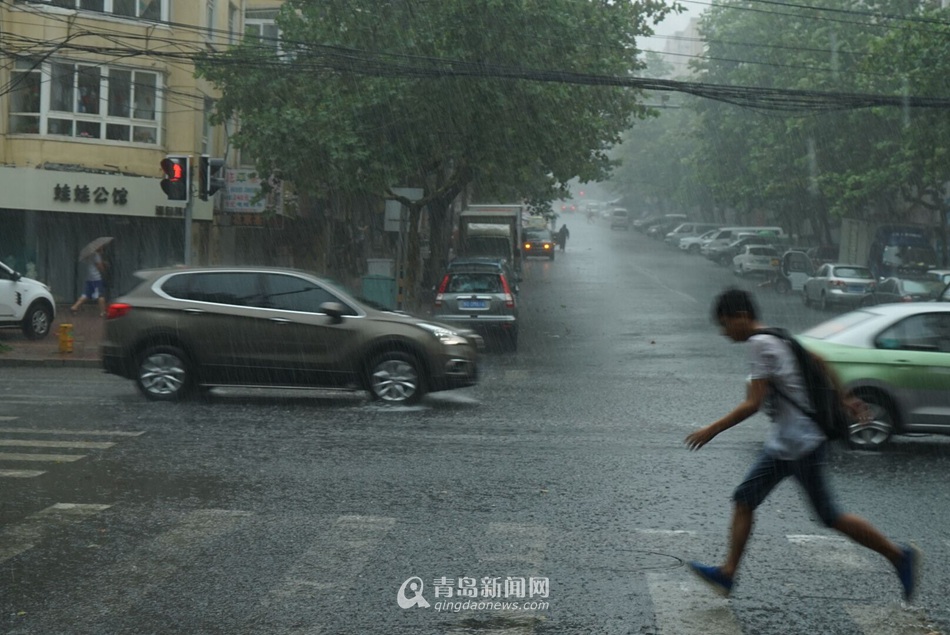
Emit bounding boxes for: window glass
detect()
[262,274,344,313]
[448,273,502,294]
[187,273,263,306]
[133,73,157,119]
[108,70,132,117]
[80,0,105,11]
[875,313,950,352]
[77,66,100,114]
[140,0,162,20]
[50,63,74,112]
[114,0,135,16]
[833,266,872,279]
[160,274,191,299]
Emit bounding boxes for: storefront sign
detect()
[53,184,128,205]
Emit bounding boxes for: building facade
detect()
[0,0,243,303]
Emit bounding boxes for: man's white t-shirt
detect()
[747,333,826,460]
[86,253,103,282]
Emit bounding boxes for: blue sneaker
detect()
[688,561,734,597]
[895,543,921,602]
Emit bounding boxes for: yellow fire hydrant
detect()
[58,323,74,354]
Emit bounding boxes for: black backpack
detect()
[754,328,853,443]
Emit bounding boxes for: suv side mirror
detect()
[320,301,347,324]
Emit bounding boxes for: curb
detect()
[0,357,102,369]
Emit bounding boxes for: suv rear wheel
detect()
[367,351,425,404]
[136,345,194,401]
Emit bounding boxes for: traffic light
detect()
[160,155,190,202]
[198,155,226,201]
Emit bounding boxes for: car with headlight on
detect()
[522,228,556,260]
[802,263,876,310]
[101,266,480,404]
[797,303,950,449]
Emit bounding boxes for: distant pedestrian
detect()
[684,288,920,600]
[556,224,570,251]
[71,246,108,317]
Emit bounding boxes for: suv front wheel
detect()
[22,303,53,340]
[367,351,425,404]
[136,345,194,401]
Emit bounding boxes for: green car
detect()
[797,303,950,449]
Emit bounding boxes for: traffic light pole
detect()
[183,193,194,265]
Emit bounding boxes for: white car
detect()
[679,229,719,254]
[0,261,56,339]
[732,245,780,275]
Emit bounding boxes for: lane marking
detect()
[844,603,942,635]
[0,469,46,478]
[0,427,145,437]
[0,439,115,450]
[0,452,86,462]
[786,534,876,569]
[0,503,112,564]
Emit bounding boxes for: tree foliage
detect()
[197,0,675,288]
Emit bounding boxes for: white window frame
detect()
[244,9,281,53]
[8,58,163,146]
[21,0,168,21]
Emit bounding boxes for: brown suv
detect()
[101,267,480,404]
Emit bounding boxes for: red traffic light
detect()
[160,156,190,201]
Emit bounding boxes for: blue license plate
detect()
[460,299,488,309]
[846,285,864,293]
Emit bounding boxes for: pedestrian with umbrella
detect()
[70,237,112,317]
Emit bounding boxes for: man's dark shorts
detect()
[733,443,842,526]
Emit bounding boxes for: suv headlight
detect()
[417,322,469,346]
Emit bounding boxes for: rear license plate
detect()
[460,299,488,309]
[846,285,864,292]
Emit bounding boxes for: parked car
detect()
[447,256,519,283]
[798,303,950,448]
[101,266,481,404]
[859,277,944,306]
[664,222,721,247]
[646,218,685,239]
[706,234,773,265]
[679,229,719,254]
[609,209,631,230]
[802,263,876,310]
[433,265,519,351]
[772,250,815,294]
[732,245,780,276]
[633,213,687,233]
[522,229,556,260]
[0,261,56,339]
[924,269,950,286]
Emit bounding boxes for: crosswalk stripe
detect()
[0,452,86,462]
[54,509,251,624]
[269,515,396,597]
[843,604,943,634]
[0,469,46,478]
[0,439,115,449]
[0,416,18,421]
[0,503,112,563]
[0,427,145,437]
[442,522,550,634]
[646,570,743,635]
[255,515,395,634]
[786,534,876,570]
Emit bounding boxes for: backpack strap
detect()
[751,328,818,418]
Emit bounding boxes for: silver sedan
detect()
[802,263,876,310]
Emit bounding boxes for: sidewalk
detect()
[0,306,104,368]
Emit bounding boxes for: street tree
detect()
[197,0,676,295]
